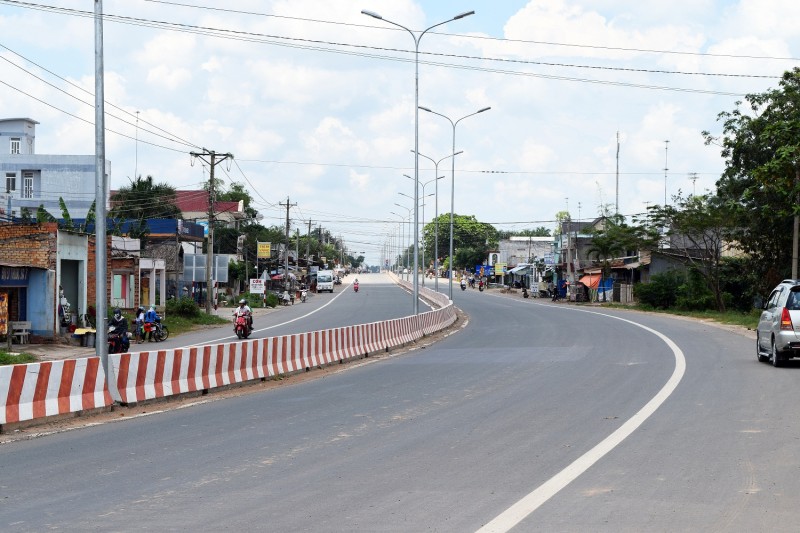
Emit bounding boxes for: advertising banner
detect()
[257,242,272,259]
[249,278,265,294]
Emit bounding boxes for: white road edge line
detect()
[204,282,361,345]
[476,307,687,533]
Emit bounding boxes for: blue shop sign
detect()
[0,266,30,286]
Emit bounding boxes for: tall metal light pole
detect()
[419,105,491,299]
[393,202,414,286]
[389,213,404,275]
[362,8,474,314]
[403,175,441,287]
[413,150,462,292]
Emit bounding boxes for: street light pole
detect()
[413,150,462,292]
[362,8,474,314]
[403,175,441,287]
[394,201,414,286]
[419,105,491,299]
[390,212,405,278]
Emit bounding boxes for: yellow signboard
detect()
[257,242,271,258]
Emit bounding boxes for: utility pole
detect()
[190,149,233,314]
[306,219,312,266]
[663,140,670,207]
[94,0,109,370]
[615,131,620,215]
[280,197,297,293]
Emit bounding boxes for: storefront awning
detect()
[579,273,601,289]
[508,264,531,275]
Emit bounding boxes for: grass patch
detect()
[161,313,230,337]
[0,350,38,365]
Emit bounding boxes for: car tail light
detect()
[781,307,794,330]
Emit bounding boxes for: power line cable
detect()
[142,0,800,62]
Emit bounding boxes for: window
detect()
[10,138,20,154]
[22,172,33,199]
[5,173,15,193]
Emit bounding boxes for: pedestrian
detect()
[134,306,145,343]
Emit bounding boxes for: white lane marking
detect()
[202,281,413,346]
[203,285,356,345]
[477,307,686,533]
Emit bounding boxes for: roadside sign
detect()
[249,278,265,294]
[257,242,271,259]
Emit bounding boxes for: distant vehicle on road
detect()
[317,270,335,293]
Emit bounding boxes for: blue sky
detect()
[1,0,799,266]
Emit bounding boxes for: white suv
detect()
[756,279,800,367]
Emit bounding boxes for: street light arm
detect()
[455,106,492,127]
[360,9,382,19]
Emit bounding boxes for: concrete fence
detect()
[1,284,455,426]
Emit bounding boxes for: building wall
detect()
[0,118,109,220]
[0,222,58,269]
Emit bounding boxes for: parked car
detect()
[756,279,800,367]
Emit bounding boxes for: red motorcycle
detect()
[234,314,252,339]
[353,283,359,293]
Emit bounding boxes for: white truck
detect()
[316,270,335,293]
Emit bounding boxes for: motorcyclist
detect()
[109,308,129,352]
[460,278,467,290]
[354,278,359,292]
[232,299,252,331]
[144,305,158,341]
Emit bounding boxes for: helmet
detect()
[113,308,121,318]
[239,299,247,305]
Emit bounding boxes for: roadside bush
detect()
[165,296,201,318]
[674,268,715,311]
[265,293,279,308]
[634,270,684,309]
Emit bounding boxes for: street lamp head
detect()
[454,10,475,20]
[361,9,382,19]
[418,106,432,113]
[477,106,491,113]
[454,150,464,156]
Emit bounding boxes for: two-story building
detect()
[0,118,108,221]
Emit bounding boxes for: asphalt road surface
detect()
[1,274,797,532]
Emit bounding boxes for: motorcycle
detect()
[460,281,467,291]
[479,281,485,292]
[234,313,252,339]
[108,325,131,354]
[353,283,359,293]
[522,287,529,299]
[300,289,308,303]
[143,314,169,342]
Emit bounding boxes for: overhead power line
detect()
[142,0,800,62]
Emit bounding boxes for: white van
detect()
[317,270,335,293]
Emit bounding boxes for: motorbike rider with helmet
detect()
[232,299,253,332]
[109,308,129,353]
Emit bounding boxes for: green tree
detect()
[110,175,182,221]
[637,193,735,312]
[217,182,260,224]
[586,214,631,300]
[703,67,800,288]
[36,204,55,223]
[423,213,498,270]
